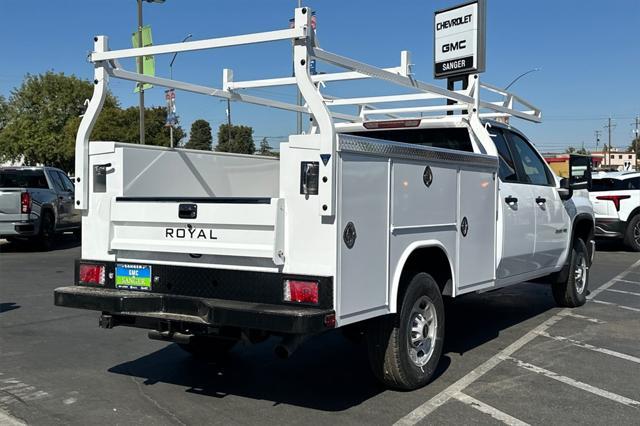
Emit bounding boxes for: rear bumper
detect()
[595,218,625,238]
[0,220,38,237]
[54,285,335,335]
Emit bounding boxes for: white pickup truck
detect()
[55,7,595,390]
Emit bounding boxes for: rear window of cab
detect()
[0,170,49,189]
[347,128,474,152]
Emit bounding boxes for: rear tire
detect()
[623,215,640,252]
[366,272,445,390]
[37,212,55,251]
[552,238,589,307]
[178,336,237,361]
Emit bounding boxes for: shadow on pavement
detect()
[108,282,555,410]
[595,239,631,252]
[443,283,555,355]
[0,302,20,313]
[0,234,80,253]
[110,331,387,411]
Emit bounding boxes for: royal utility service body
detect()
[55,6,595,390]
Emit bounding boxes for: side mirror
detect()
[569,154,592,190]
[559,155,592,200]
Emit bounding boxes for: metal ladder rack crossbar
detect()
[76,6,541,215]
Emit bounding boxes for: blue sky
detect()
[1,0,638,152]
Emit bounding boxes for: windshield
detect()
[0,170,49,189]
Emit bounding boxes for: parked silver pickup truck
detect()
[0,167,80,249]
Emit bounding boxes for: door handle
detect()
[536,196,547,204]
[505,196,518,205]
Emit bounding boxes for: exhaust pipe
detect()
[274,334,307,359]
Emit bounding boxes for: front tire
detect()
[623,215,640,252]
[37,212,55,251]
[552,238,589,307]
[366,272,445,390]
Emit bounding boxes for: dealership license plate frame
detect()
[115,263,152,291]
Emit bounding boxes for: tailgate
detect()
[109,197,285,265]
[0,189,24,219]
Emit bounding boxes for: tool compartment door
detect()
[456,169,497,291]
[338,153,389,318]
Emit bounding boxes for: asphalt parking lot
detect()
[1,238,639,425]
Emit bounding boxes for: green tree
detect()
[62,106,185,167]
[0,95,8,131]
[184,119,212,150]
[565,146,576,154]
[216,124,255,154]
[628,137,639,154]
[0,71,118,170]
[576,147,590,155]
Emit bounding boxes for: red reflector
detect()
[20,192,31,214]
[596,195,630,212]
[283,280,319,305]
[363,119,421,130]
[79,264,105,285]
[324,313,336,328]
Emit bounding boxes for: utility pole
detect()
[594,130,602,152]
[137,0,145,145]
[604,118,616,167]
[634,116,639,170]
[168,34,193,148]
[226,98,232,146]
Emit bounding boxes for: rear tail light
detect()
[596,195,630,212]
[283,279,319,305]
[79,263,105,285]
[20,192,31,214]
[363,119,421,129]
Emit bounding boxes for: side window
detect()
[57,172,74,192]
[488,129,518,182]
[49,171,66,192]
[507,132,552,186]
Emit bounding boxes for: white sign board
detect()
[434,0,486,79]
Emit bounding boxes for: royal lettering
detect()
[165,227,217,240]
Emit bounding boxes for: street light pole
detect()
[137,0,145,145]
[504,68,541,91]
[168,33,192,148]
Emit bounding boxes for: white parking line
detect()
[557,311,606,324]
[394,314,566,426]
[0,409,25,426]
[614,278,640,285]
[453,392,530,426]
[536,331,640,364]
[505,357,640,408]
[605,288,640,297]
[394,259,640,426]
[591,299,640,312]
[588,259,640,300]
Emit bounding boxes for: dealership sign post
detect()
[434,0,486,79]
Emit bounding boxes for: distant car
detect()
[590,171,640,251]
[0,167,81,249]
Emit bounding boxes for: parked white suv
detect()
[590,171,640,251]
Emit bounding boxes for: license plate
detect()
[115,264,152,291]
